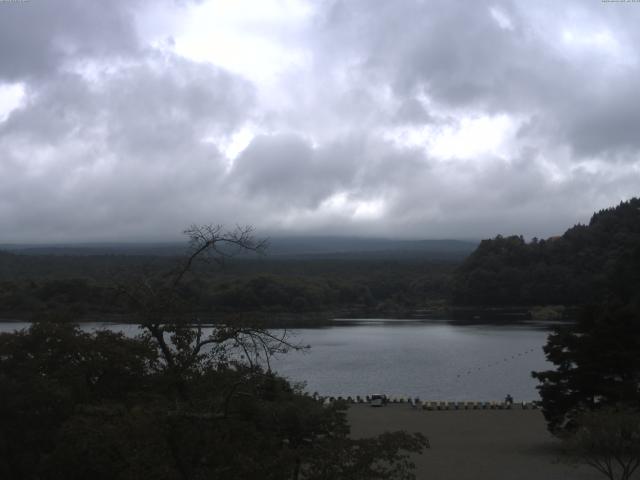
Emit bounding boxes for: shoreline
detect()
[0,303,578,328]
[0,311,571,328]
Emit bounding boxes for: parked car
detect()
[370,394,387,407]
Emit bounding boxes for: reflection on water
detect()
[270,319,553,401]
[0,319,554,401]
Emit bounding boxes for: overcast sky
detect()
[1,0,639,242]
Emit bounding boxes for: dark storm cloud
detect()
[1,0,640,242]
[0,51,256,241]
[315,0,640,157]
[315,0,536,110]
[393,98,433,125]
[556,82,640,157]
[229,133,364,209]
[0,0,143,80]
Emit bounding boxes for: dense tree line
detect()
[453,198,640,306]
[206,268,450,314]
[0,254,455,321]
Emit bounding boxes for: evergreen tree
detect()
[532,303,640,434]
[533,242,640,434]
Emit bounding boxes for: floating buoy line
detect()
[454,347,539,380]
[312,394,541,410]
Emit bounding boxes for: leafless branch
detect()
[171,224,267,289]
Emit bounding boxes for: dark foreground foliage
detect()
[0,226,428,480]
[532,303,640,434]
[0,322,427,480]
[561,407,640,480]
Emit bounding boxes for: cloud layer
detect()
[1,0,639,242]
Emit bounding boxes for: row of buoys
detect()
[419,400,539,410]
[455,348,539,379]
[312,394,540,410]
[316,394,416,405]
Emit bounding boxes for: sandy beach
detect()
[348,405,604,480]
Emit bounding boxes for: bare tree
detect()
[115,224,297,401]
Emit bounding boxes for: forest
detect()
[0,241,466,324]
[1,198,640,323]
[452,198,640,307]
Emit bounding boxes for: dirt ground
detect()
[347,405,606,480]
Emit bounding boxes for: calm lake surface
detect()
[0,319,554,401]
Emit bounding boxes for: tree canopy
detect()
[453,197,640,306]
[561,406,640,480]
[532,302,640,434]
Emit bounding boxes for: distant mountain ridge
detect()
[0,243,187,257]
[1,237,478,260]
[264,237,477,258]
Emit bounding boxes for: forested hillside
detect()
[0,246,458,323]
[452,198,640,306]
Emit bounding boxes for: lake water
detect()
[0,319,554,401]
